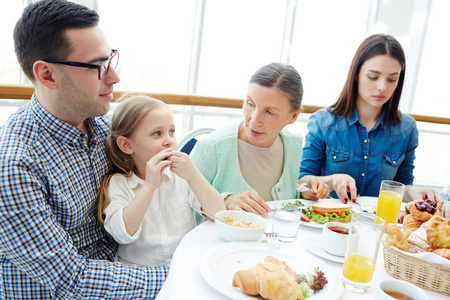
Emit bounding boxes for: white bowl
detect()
[375,279,427,300]
[215,210,266,242]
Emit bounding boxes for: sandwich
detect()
[306,202,353,224]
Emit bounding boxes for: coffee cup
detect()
[321,221,350,256]
[375,279,427,300]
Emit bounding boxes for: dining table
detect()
[156,198,447,300]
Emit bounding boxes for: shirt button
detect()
[68,142,74,148]
[333,156,337,159]
[364,156,367,159]
[361,173,365,177]
[393,161,396,164]
[277,188,281,192]
[364,139,367,143]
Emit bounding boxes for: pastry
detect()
[232,261,304,300]
[385,223,410,252]
[402,214,422,238]
[408,199,441,222]
[432,248,450,260]
[426,216,450,249]
[407,221,433,253]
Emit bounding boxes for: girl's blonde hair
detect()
[96,94,168,223]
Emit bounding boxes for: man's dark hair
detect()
[14,0,99,82]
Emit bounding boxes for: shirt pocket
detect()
[381,154,405,180]
[325,148,350,174]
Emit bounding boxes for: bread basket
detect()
[382,236,450,296]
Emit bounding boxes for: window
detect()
[1,0,449,187]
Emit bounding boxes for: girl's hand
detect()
[144,148,173,190]
[168,150,196,180]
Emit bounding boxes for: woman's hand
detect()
[300,177,330,201]
[332,174,357,203]
[224,190,270,217]
[442,201,450,219]
[404,186,444,210]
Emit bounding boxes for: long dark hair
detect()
[330,34,406,125]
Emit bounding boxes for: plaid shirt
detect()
[0,94,168,299]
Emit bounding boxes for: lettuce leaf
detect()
[306,210,353,224]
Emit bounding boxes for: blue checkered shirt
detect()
[0,94,168,299]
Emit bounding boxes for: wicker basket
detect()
[382,236,450,296]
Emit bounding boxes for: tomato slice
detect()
[301,213,310,222]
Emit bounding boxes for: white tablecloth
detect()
[156,217,446,300]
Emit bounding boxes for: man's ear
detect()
[33,61,58,90]
[116,136,134,155]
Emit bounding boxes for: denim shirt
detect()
[299,108,418,197]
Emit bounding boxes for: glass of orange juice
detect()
[342,213,384,293]
[376,180,405,226]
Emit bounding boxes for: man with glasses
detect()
[0,0,167,298]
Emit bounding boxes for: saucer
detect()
[305,237,345,263]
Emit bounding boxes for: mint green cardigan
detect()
[191,121,302,200]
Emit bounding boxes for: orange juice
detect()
[376,190,403,225]
[342,254,375,283]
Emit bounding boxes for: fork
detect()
[265,232,280,250]
[355,201,369,213]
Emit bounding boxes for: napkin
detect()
[391,247,450,268]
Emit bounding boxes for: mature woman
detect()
[298,34,443,209]
[191,62,329,216]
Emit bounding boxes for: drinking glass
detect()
[272,207,301,243]
[342,213,385,293]
[376,180,405,225]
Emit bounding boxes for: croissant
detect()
[433,248,450,260]
[385,223,410,252]
[408,200,441,222]
[402,214,423,239]
[426,216,450,249]
[232,262,304,300]
[407,221,433,253]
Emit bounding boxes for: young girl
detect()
[97,95,225,267]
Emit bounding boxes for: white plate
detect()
[199,242,342,300]
[268,197,406,228]
[353,196,406,213]
[354,196,405,227]
[267,199,342,229]
[305,237,345,263]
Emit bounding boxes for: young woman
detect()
[299,34,443,208]
[191,62,330,217]
[97,95,225,267]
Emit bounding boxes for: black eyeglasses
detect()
[42,49,119,80]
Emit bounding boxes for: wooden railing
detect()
[1,84,449,125]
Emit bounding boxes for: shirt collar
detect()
[351,108,387,130]
[127,167,172,189]
[31,93,103,146]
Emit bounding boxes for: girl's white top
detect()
[103,168,200,267]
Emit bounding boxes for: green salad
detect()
[305,210,354,224]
